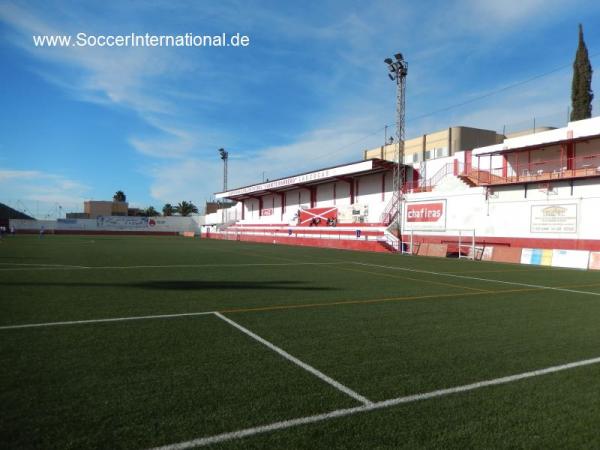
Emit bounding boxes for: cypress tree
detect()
[570,24,593,121]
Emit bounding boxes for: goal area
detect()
[403,229,476,259]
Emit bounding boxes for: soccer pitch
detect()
[2,235,600,449]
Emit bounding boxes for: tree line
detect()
[112,191,198,217]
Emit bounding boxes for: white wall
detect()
[403,177,600,242]
[10,216,200,232]
[235,172,392,225]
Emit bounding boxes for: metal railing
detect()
[380,161,463,225]
[209,228,384,242]
[471,152,600,185]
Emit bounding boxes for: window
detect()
[425,147,449,160]
[436,147,449,158]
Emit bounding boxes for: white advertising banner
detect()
[96,216,154,230]
[403,199,447,231]
[12,216,198,233]
[551,249,590,270]
[530,204,577,233]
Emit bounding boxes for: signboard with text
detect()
[403,200,446,231]
[530,204,577,233]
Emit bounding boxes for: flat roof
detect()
[215,158,396,200]
[473,117,600,157]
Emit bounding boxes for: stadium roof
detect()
[215,158,397,200]
[0,202,34,221]
[473,117,600,157]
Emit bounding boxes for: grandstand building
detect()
[212,116,600,261]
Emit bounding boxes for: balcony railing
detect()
[470,152,600,186]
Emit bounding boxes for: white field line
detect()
[148,354,600,450]
[0,261,345,271]
[214,312,372,406]
[352,262,600,297]
[0,267,92,272]
[0,311,216,331]
[0,262,90,269]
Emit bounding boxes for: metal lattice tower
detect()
[384,53,408,238]
[218,148,229,191]
[218,148,229,225]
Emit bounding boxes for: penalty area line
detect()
[0,311,216,331]
[352,262,600,297]
[214,312,372,406]
[0,261,347,271]
[148,354,600,450]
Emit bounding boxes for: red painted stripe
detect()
[409,234,600,252]
[207,234,391,253]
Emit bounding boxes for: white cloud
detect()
[1,0,595,209]
[0,168,90,218]
[148,159,222,205]
[0,2,191,116]
[428,0,583,38]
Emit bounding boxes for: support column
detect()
[566,142,575,170]
[333,183,337,205]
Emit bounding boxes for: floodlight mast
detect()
[218,148,229,192]
[218,148,230,225]
[384,53,408,247]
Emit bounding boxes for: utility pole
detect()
[384,53,408,249]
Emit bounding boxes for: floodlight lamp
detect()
[394,53,403,61]
[384,58,393,65]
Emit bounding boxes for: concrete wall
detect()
[364,126,503,164]
[403,177,600,248]
[10,216,200,233]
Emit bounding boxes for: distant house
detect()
[83,200,128,218]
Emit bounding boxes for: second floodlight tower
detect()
[218,148,229,192]
[218,147,229,224]
[384,53,408,241]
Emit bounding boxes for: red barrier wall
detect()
[208,234,391,253]
[491,247,523,264]
[426,243,449,257]
[407,234,600,252]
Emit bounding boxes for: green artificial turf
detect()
[1,235,600,449]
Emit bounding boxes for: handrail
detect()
[473,151,600,185]
[380,161,465,225]
[211,228,383,241]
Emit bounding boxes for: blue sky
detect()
[1,0,600,217]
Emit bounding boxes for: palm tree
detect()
[145,206,159,217]
[113,190,126,202]
[175,201,198,217]
[162,203,174,216]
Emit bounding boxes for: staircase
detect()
[380,196,399,226]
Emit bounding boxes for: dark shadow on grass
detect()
[0,280,337,291]
[0,256,44,260]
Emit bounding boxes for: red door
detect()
[464,150,472,174]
